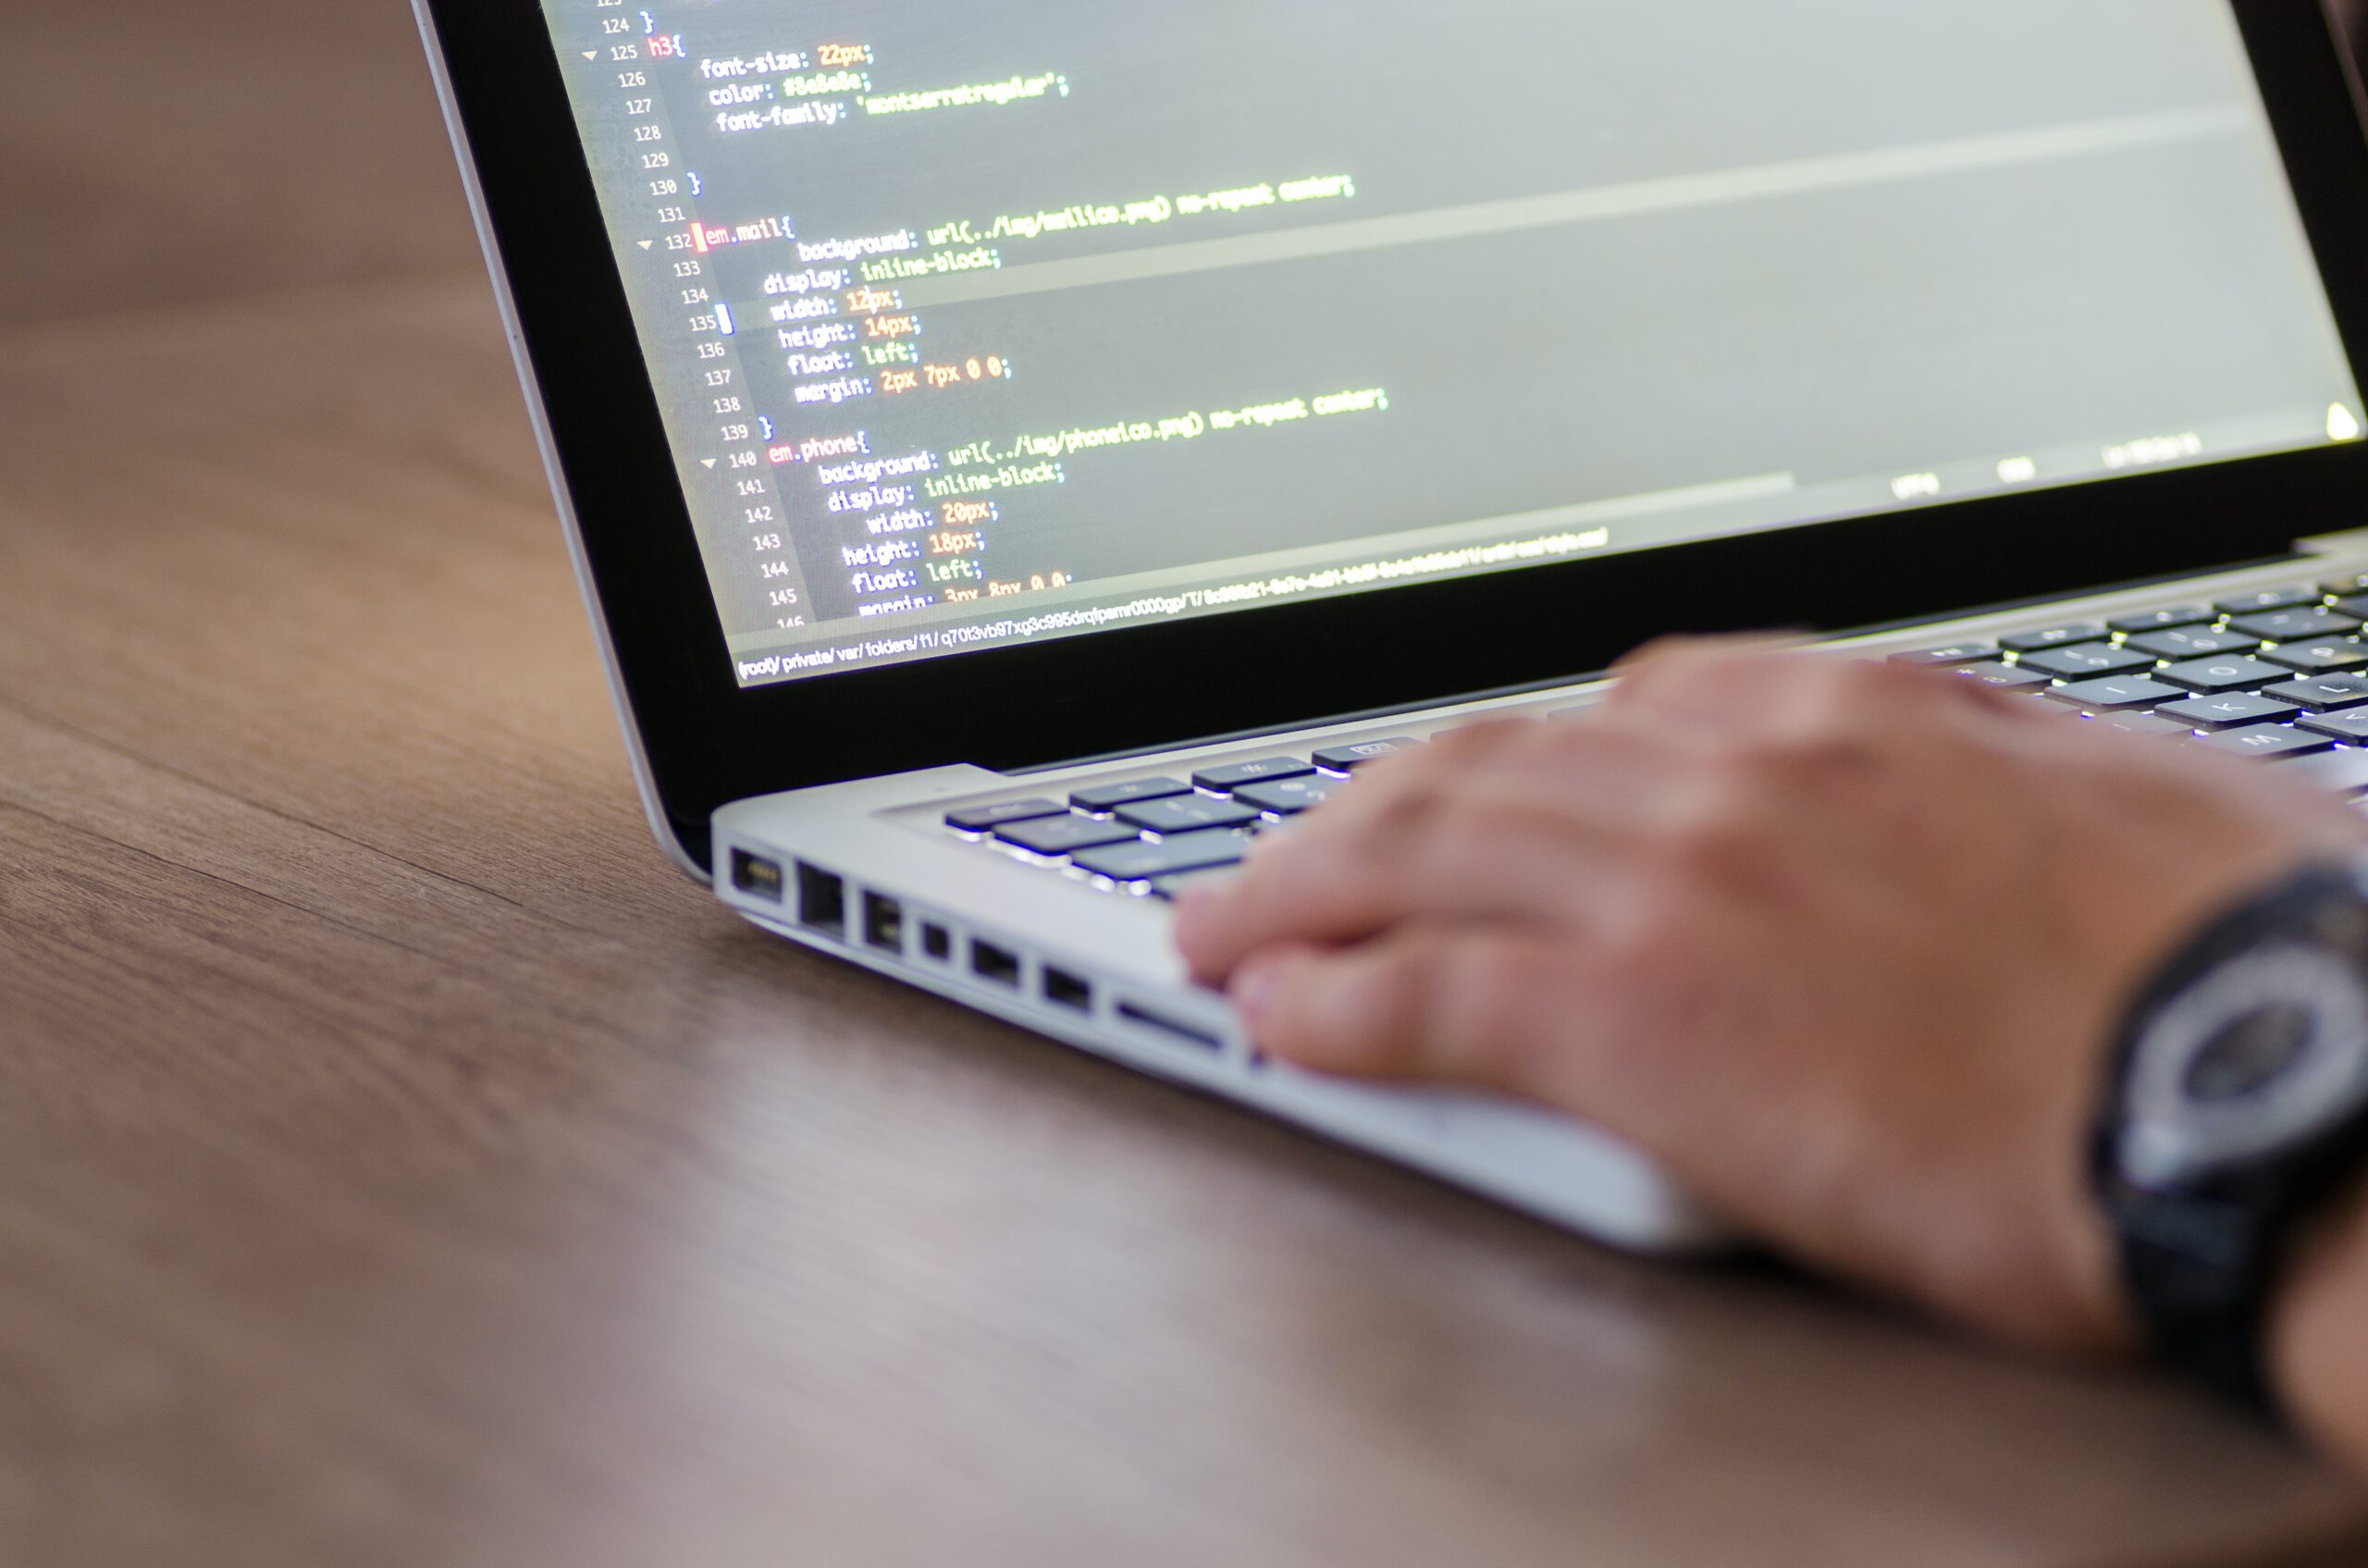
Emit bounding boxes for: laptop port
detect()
[730,848,783,904]
[1042,967,1092,1012]
[970,940,1022,987]
[1116,1001,1223,1052]
[795,862,846,937]
[862,892,905,953]
[920,922,953,961]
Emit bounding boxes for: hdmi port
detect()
[1116,1001,1223,1052]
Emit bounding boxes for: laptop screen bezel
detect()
[419,0,2368,873]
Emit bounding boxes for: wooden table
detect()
[4,6,2366,1565]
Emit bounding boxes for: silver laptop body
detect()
[416,0,2368,1249]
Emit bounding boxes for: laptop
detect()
[414,0,2368,1250]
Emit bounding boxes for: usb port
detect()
[970,940,1021,987]
[920,922,953,961]
[796,862,846,937]
[731,848,783,904]
[1042,967,1092,1012]
[863,892,905,953]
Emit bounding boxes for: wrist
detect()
[2270,1169,2368,1460]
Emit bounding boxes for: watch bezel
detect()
[2119,942,2368,1189]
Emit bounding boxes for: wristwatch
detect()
[2094,861,2368,1411]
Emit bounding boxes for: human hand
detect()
[1174,641,2368,1351]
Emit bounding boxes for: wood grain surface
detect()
[2,6,2365,1566]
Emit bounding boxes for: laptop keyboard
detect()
[944,574,2368,894]
[1894,575,2368,802]
[943,740,1421,896]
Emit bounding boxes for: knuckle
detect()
[1428,718,1526,764]
[1807,654,1892,708]
[1623,633,1750,674]
[1534,715,1626,762]
[1403,941,1529,1064]
[1417,788,1497,852]
[1375,944,1453,1038]
[1365,773,1451,842]
[1452,945,1544,1048]
[1720,729,1859,792]
[1830,654,1900,691]
[1614,639,1742,700]
[1655,773,1770,883]
[1284,769,1437,869]
[1765,658,1896,738]
[1844,654,1950,710]
[1268,821,1384,905]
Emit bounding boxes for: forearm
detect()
[2272,1174,2368,1478]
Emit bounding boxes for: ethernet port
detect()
[863,892,906,954]
[795,862,846,937]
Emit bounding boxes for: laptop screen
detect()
[538,1,2362,689]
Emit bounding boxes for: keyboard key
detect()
[1071,776,1190,813]
[1118,796,1264,835]
[2286,748,2368,795]
[2094,711,2195,738]
[1073,829,1254,883]
[1191,757,1314,792]
[2046,675,2188,710]
[2153,655,2290,694]
[1149,868,1239,901]
[1235,775,1346,816]
[2258,639,2368,673]
[2017,643,2154,680]
[2000,623,2106,654]
[2227,609,2361,642]
[2262,673,2368,713]
[1954,661,2048,690]
[1313,738,1421,772]
[2216,586,2323,615]
[945,798,1067,833]
[1889,641,1996,668]
[2125,626,2258,661]
[2325,574,2368,599]
[2202,725,2336,760]
[2298,709,2368,743]
[2108,605,2214,634]
[995,814,1147,857]
[2331,596,2368,622]
[2154,693,2302,730]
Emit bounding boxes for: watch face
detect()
[2184,1003,2316,1104]
[2119,944,2368,1191]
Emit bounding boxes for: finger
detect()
[1610,631,1806,676]
[1609,640,2003,739]
[1241,713,1543,856]
[1285,707,1686,853]
[1175,722,1707,982]
[1177,776,1627,983]
[1601,638,1831,731]
[1230,925,1572,1095]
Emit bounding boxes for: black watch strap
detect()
[2112,1177,2306,1410]
[2115,1133,2368,1412]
